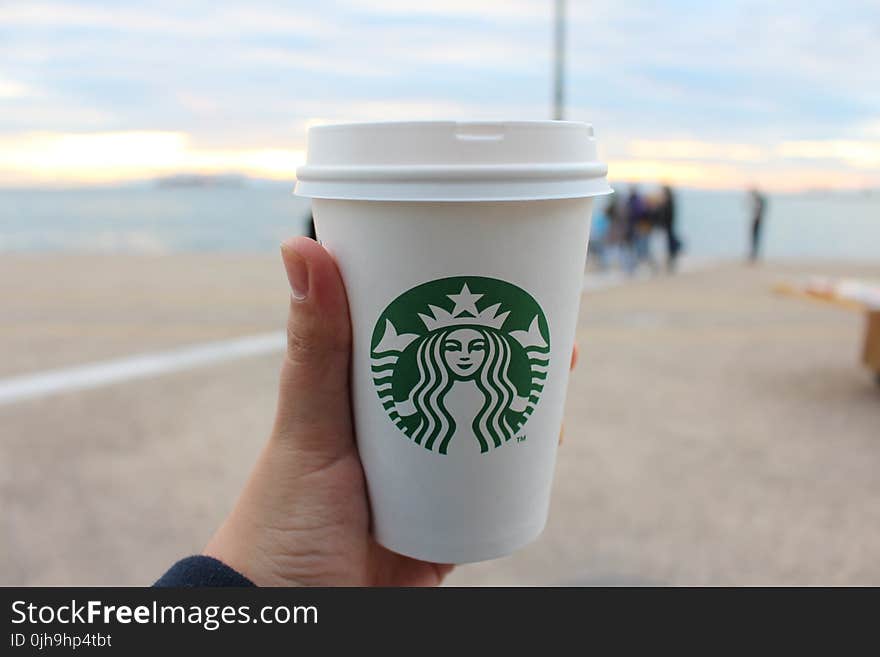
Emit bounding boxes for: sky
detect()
[1,0,878,190]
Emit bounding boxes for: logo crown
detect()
[418,283,510,331]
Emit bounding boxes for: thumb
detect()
[273,236,354,467]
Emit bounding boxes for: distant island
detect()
[155,174,248,189]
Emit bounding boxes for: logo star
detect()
[447,283,483,318]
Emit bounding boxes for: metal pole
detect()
[552,0,566,120]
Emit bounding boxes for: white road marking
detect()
[0,260,726,407]
[0,331,286,406]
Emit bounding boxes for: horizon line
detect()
[1,175,877,196]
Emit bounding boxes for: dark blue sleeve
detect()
[154,555,255,587]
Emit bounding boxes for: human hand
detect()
[204,236,578,586]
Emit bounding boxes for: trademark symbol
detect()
[516,435,526,443]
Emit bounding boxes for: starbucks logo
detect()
[371,276,550,455]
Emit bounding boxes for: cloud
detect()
[608,158,880,192]
[0,76,35,99]
[0,131,304,184]
[294,99,534,125]
[1,0,878,190]
[240,47,394,78]
[608,159,741,188]
[0,2,332,38]
[615,137,880,187]
[627,138,880,169]
[3,129,877,192]
[627,140,768,162]
[341,0,547,20]
[777,141,880,168]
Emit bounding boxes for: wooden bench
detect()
[865,311,880,384]
[774,279,880,385]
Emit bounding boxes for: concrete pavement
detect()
[1,255,878,585]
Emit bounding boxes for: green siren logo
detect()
[370,276,550,455]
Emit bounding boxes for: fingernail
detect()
[281,241,309,301]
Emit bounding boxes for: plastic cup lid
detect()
[295,120,611,202]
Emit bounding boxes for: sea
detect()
[1,183,877,260]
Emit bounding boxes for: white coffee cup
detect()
[296,121,610,563]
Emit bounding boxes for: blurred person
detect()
[155,237,579,587]
[625,186,657,275]
[623,186,641,273]
[588,198,613,270]
[658,185,682,272]
[604,192,627,270]
[748,187,767,263]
